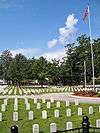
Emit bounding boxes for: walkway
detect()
[0,93,100,103]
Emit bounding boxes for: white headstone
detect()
[99,106,100,112]
[66,101,69,107]
[1,104,6,112]
[28,111,33,120]
[50,123,57,133]
[0,113,2,121]
[34,98,37,104]
[14,104,18,111]
[89,106,93,115]
[56,101,60,108]
[25,98,28,105]
[13,112,18,121]
[78,107,82,116]
[42,98,46,103]
[4,99,7,106]
[54,109,59,118]
[66,122,73,130]
[66,108,71,117]
[51,97,54,103]
[32,124,39,133]
[47,102,51,109]
[14,98,18,105]
[42,110,47,119]
[37,103,41,109]
[96,119,100,128]
[26,103,30,110]
[75,99,79,105]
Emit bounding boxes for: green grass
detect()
[0,99,100,133]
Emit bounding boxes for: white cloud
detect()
[41,49,65,62]
[48,39,58,48]
[11,48,39,58]
[65,14,78,28]
[48,14,78,48]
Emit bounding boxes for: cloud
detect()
[48,14,78,48]
[41,49,65,62]
[65,14,78,28]
[11,48,39,58]
[48,39,58,48]
[0,48,66,62]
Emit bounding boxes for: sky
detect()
[0,0,100,61]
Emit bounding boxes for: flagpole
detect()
[84,61,86,89]
[88,5,95,89]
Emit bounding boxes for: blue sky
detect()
[0,0,100,60]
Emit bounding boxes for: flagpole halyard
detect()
[84,61,86,89]
[88,5,95,89]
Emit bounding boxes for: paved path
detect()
[0,93,100,103]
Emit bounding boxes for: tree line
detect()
[0,35,100,86]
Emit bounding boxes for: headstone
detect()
[28,111,33,120]
[32,124,39,133]
[0,113,2,121]
[66,122,73,130]
[56,101,60,108]
[51,97,54,103]
[99,106,100,112]
[89,106,93,115]
[75,99,79,105]
[54,109,59,118]
[66,101,69,107]
[66,108,71,117]
[78,107,82,116]
[50,123,57,133]
[42,110,47,119]
[14,98,18,105]
[26,103,30,110]
[42,98,46,103]
[47,102,51,109]
[4,99,7,106]
[25,98,28,105]
[37,103,41,109]
[14,104,18,111]
[13,112,18,121]
[96,119,100,128]
[1,104,6,112]
[34,98,37,104]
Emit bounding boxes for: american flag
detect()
[83,6,89,21]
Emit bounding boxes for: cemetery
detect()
[0,0,100,132]
[0,85,100,133]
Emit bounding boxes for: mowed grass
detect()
[0,98,100,133]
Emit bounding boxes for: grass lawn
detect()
[0,98,100,133]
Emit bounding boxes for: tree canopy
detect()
[0,35,100,86]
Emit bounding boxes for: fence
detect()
[56,127,100,133]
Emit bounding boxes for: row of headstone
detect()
[10,105,98,122]
[32,119,100,133]
[32,122,73,133]
[2,85,100,95]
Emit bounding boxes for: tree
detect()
[0,50,12,83]
[31,57,48,87]
[8,54,29,86]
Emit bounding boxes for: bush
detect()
[97,92,100,97]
